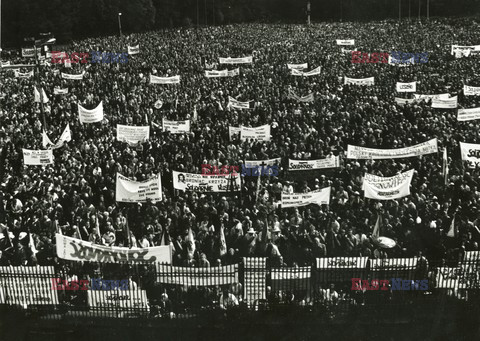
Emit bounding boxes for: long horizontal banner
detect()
[205,68,239,78]
[271,267,311,290]
[156,264,239,285]
[116,173,162,203]
[336,39,354,45]
[117,125,150,144]
[344,76,374,86]
[396,82,416,93]
[431,96,457,109]
[88,290,149,310]
[128,45,140,55]
[395,97,418,105]
[172,170,241,192]
[15,70,34,78]
[78,101,104,123]
[0,266,59,305]
[61,71,85,80]
[150,75,180,84]
[316,257,369,269]
[55,234,172,264]
[362,170,414,200]
[54,88,68,95]
[458,108,480,121]
[414,93,450,101]
[244,158,281,168]
[219,56,252,64]
[240,125,270,141]
[288,156,340,171]
[287,90,314,102]
[23,149,54,165]
[464,85,480,96]
[281,187,331,208]
[369,258,418,270]
[21,47,37,57]
[451,44,480,55]
[346,138,438,159]
[388,55,414,66]
[291,66,321,77]
[460,142,480,168]
[162,119,190,134]
[287,63,308,70]
[228,96,254,110]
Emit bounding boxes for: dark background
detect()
[2,0,480,46]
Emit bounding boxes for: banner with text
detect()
[162,119,190,134]
[219,56,252,64]
[464,85,480,96]
[61,72,85,80]
[347,138,438,159]
[116,173,162,203]
[78,101,104,123]
[336,39,355,46]
[173,171,241,192]
[23,149,54,165]
[150,75,180,84]
[117,125,150,144]
[128,45,140,55]
[396,82,416,93]
[432,96,458,109]
[458,108,480,121]
[288,156,340,171]
[291,66,321,77]
[281,187,331,208]
[460,142,480,168]
[344,76,374,86]
[362,170,414,200]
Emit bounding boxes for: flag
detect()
[27,229,38,256]
[255,173,262,203]
[42,130,54,148]
[446,215,456,238]
[372,215,381,240]
[443,148,449,186]
[219,225,227,256]
[186,227,196,256]
[193,105,198,121]
[34,87,49,103]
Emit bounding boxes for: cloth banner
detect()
[21,47,36,57]
[1,61,11,67]
[316,257,368,283]
[464,85,480,96]
[243,258,267,304]
[287,90,314,102]
[287,63,308,70]
[117,125,150,144]
[288,156,340,171]
[347,138,438,159]
[281,187,331,208]
[396,82,416,93]
[244,158,281,168]
[23,149,54,165]
[388,55,415,66]
[61,71,85,80]
[432,96,457,109]
[271,267,311,291]
[414,93,450,101]
[14,70,34,78]
[43,124,72,149]
[336,39,355,45]
[219,56,252,64]
[240,125,271,141]
[395,97,418,105]
[317,257,369,269]
[162,119,190,134]
[205,68,239,78]
[291,66,321,77]
[458,108,480,121]
[369,258,418,280]
[0,266,59,305]
[55,234,172,264]
[128,45,140,55]
[54,88,69,95]
[460,142,480,168]
[450,45,480,55]
[88,290,149,311]
[78,101,104,123]
[150,74,180,84]
[362,170,414,200]
[344,76,374,86]
[173,170,241,192]
[116,173,162,203]
[228,96,255,110]
[156,264,239,286]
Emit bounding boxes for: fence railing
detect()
[1,252,479,320]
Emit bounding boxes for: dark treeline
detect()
[2,0,480,46]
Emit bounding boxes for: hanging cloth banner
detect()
[347,138,438,159]
[23,149,54,165]
[395,97,418,105]
[287,63,308,70]
[78,101,104,124]
[281,187,331,208]
[414,93,450,101]
[128,45,140,55]
[219,56,252,64]
[244,158,281,168]
[344,76,374,86]
[54,88,69,95]
[288,156,340,171]
[460,142,480,168]
[205,68,239,78]
[150,74,180,84]
[172,170,241,192]
[396,82,416,93]
[14,70,34,78]
[117,125,150,144]
[362,170,414,200]
[291,66,321,77]
[162,119,190,134]
[116,173,162,203]
[287,89,314,102]
[240,124,271,141]
[431,96,458,109]
[228,96,255,110]
[61,71,85,80]
[336,39,354,45]
[464,85,480,96]
[458,108,480,121]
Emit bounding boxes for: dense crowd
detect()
[1,18,480,277]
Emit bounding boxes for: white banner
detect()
[287,63,308,70]
[240,124,271,141]
[451,44,480,56]
[88,290,149,310]
[150,74,180,84]
[116,173,162,203]
[228,96,254,110]
[288,156,340,171]
[291,66,321,77]
[460,142,480,168]
[61,71,85,80]
[205,68,239,78]
[362,170,414,200]
[162,119,190,134]
[347,138,438,159]
[396,82,416,93]
[117,125,150,145]
[219,56,252,64]
[23,149,54,165]
[14,70,34,78]
[458,108,480,121]
[395,97,418,105]
[173,171,241,192]
[53,88,69,95]
[316,257,369,269]
[388,55,415,66]
[344,76,374,86]
[56,234,172,264]
[287,90,314,102]
[464,85,480,96]
[244,158,281,168]
[21,47,36,58]
[128,45,140,55]
[78,101,104,124]
[414,93,450,101]
[432,96,458,109]
[336,39,355,46]
[281,187,331,208]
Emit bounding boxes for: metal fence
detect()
[0,252,479,320]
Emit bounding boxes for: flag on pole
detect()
[446,215,456,238]
[219,224,227,256]
[443,148,449,186]
[372,215,381,239]
[42,130,54,148]
[27,229,38,256]
[34,87,49,103]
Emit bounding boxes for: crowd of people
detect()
[1,18,480,285]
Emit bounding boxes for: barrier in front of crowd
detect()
[0,252,479,319]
